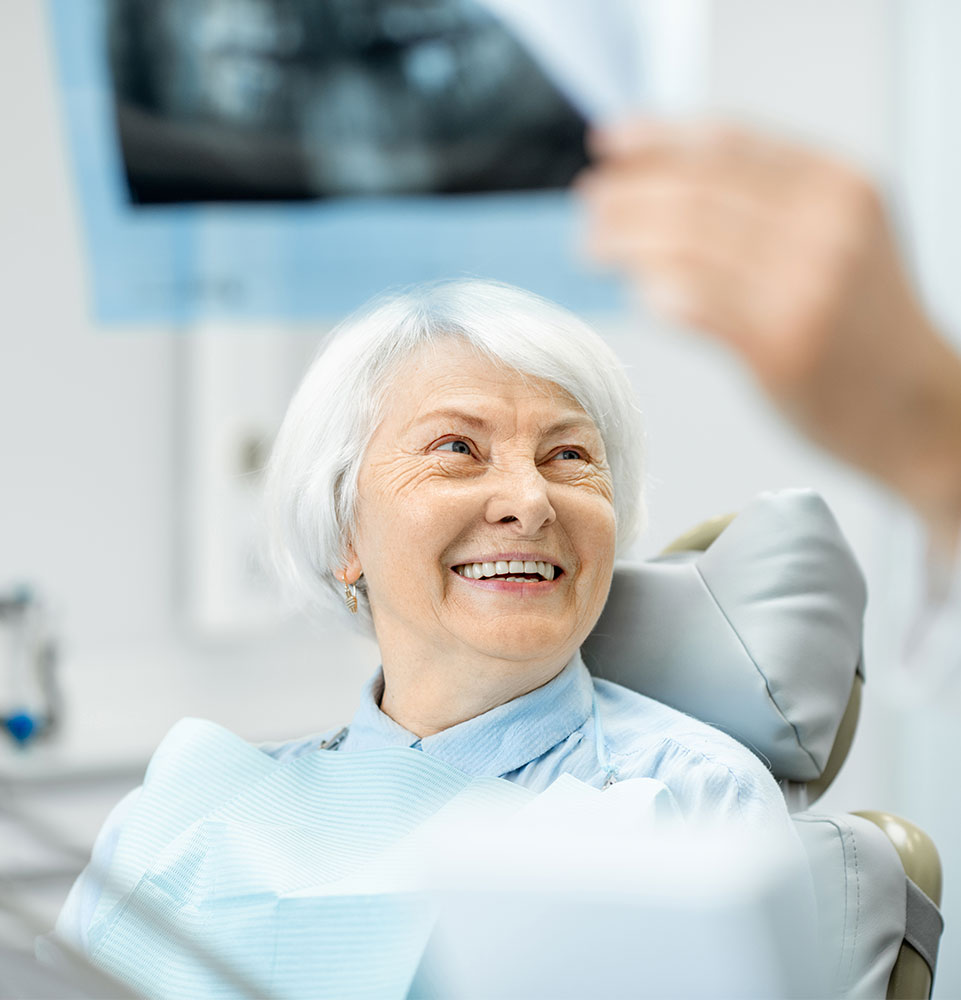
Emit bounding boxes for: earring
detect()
[343,576,358,614]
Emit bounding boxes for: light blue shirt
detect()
[268,651,791,827]
[52,651,793,953]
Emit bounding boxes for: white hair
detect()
[265,279,645,634]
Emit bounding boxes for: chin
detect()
[464,618,580,665]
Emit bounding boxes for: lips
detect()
[450,557,565,586]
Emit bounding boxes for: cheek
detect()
[574,493,617,544]
[354,478,482,572]
[399,482,486,551]
[570,496,617,583]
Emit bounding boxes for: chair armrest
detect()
[853,811,943,1000]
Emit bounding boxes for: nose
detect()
[484,463,557,534]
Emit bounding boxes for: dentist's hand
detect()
[579,119,961,550]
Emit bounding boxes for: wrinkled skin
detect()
[337,339,616,737]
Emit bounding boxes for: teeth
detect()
[455,560,557,581]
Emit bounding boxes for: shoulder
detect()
[592,675,764,768]
[45,786,142,956]
[592,677,786,826]
[50,721,336,953]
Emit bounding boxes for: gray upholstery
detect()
[794,813,907,998]
[584,489,866,781]
[905,877,944,978]
[584,488,944,998]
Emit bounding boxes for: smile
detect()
[452,560,560,582]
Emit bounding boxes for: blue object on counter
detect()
[4,712,38,745]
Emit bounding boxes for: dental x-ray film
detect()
[49,0,705,321]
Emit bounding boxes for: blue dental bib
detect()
[84,718,676,1000]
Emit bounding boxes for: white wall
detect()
[0,0,377,770]
[886,4,961,995]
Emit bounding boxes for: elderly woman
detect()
[262,279,784,806]
[46,279,794,997]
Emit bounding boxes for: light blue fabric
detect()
[48,655,794,968]
[79,721,536,1000]
[48,717,681,1000]
[267,652,791,827]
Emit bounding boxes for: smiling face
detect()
[342,338,617,686]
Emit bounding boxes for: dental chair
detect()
[582,489,944,999]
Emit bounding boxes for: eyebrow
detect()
[409,407,599,439]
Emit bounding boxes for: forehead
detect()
[380,339,594,432]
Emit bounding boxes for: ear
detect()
[335,544,363,586]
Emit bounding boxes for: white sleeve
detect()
[46,786,142,953]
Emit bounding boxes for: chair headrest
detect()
[582,489,866,782]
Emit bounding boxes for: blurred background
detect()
[2,0,960,993]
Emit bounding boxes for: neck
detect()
[377,643,575,738]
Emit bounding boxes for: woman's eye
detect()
[555,448,584,461]
[435,439,473,455]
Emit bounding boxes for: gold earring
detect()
[343,576,358,614]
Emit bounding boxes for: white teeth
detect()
[537,561,555,581]
[455,560,558,581]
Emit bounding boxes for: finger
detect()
[584,216,817,375]
[587,117,752,158]
[589,119,812,202]
[584,169,871,307]
[581,153,860,284]
[582,174,776,273]
[587,229,751,332]
[587,118,676,159]
[579,158,751,218]
[651,252,838,389]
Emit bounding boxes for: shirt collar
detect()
[345,651,594,777]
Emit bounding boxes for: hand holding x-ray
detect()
[487,0,961,555]
[579,118,961,555]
